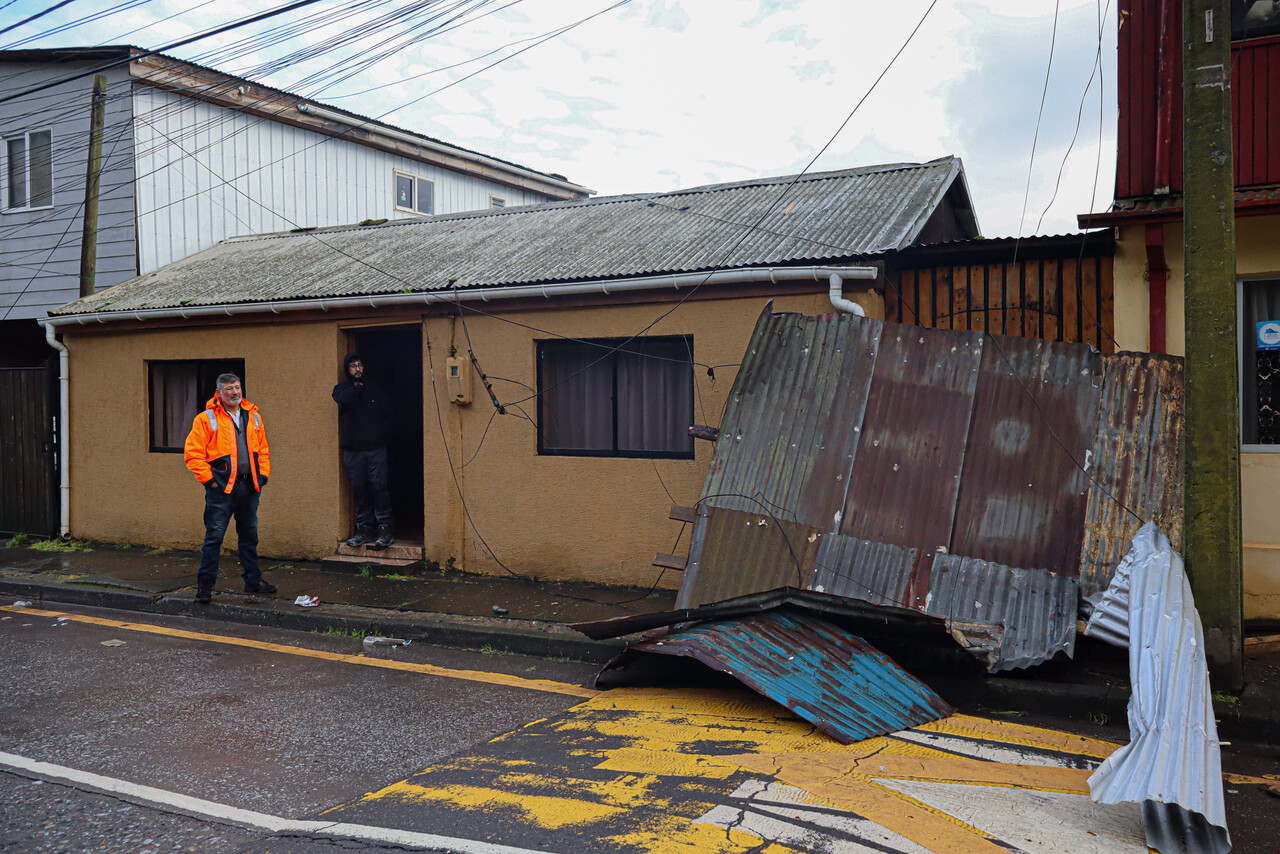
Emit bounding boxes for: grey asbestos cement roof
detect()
[52,157,973,317]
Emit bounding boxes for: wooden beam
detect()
[652,553,688,571]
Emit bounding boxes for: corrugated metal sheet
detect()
[678,508,823,610]
[54,158,971,315]
[840,325,983,552]
[1087,524,1230,854]
[621,608,953,744]
[925,554,1078,672]
[701,308,879,531]
[810,532,916,606]
[1080,353,1184,602]
[948,334,1102,575]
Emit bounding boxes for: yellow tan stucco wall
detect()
[65,320,344,560]
[1113,215,1280,617]
[61,287,876,587]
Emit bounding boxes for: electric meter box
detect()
[446,356,472,404]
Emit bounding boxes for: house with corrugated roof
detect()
[43,157,983,585]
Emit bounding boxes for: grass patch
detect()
[357,565,374,578]
[6,533,29,547]
[382,573,414,581]
[546,654,576,664]
[32,538,93,553]
[1212,691,1239,705]
[1088,711,1109,727]
[480,644,511,656]
[321,626,369,638]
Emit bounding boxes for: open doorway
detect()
[343,326,424,543]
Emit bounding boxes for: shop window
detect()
[149,359,246,452]
[1232,1,1280,40]
[537,336,694,458]
[394,170,433,215]
[4,129,52,210]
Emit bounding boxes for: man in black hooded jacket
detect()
[333,353,396,549]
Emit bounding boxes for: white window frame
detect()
[489,194,506,209]
[3,128,54,212]
[393,169,434,216]
[1238,275,1280,452]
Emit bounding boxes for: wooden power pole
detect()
[78,74,107,298]
[1183,0,1243,689]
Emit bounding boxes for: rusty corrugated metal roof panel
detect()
[810,533,916,606]
[839,325,983,552]
[700,308,879,531]
[54,158,973,316]
[925,554,1078,672]
[948,335,1103,575]
[678,507,823,609]
[1080,353,1184,602]
[618,608,954,744]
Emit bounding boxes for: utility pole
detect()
[78,74,106,298]
[1183,0,1243,689]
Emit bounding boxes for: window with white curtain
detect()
[4,129,52,210]
[149,359,246,452]
[537,336,694,458]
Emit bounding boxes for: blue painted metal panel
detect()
[629,607,953,744]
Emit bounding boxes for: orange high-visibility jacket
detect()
[183,395,270,493]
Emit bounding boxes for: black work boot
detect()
[345,527,376,548]
[245,580,277,595]
[195,584,213,604]
[370,525,395,550]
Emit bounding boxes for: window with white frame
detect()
[149,359,246,452]
[394,170,434,215]
[1242,279,1280,446]
[537,336,694,458]
[5,129,53,210]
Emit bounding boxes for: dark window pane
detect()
[617,339,693,455]
[416,178,433,214]
[395,174,412,209]
[149,359,246,451]
[1233,1,1280,39]
[1244,280,1280,444]
[28,130,51,207]
[540,342,612,452]
[7,136,27,208]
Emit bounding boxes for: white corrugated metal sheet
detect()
[1087,523,1230,854]
[131,85,548,275]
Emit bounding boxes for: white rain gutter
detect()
[39,320,70,537]
[42,266,881,329]
[296,102,593,197]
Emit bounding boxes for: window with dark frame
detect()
[1232,1,1280,39]
[148,359,246,452]
[5,129,52,210]
[537,336,694,458]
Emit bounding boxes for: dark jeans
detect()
[343,447,393,532]
[198,479,262,588]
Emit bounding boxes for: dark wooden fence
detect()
[0,362,58,536]
[885,235,1116,353]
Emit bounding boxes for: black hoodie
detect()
[332,353,395,450]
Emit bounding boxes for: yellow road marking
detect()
[917,713,1122,757]
[0,605,596,698]
[726,752,1093,794]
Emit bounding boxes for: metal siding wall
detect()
[133,87,548,274]
[0,63,136,320]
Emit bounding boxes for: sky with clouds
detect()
[5,0,1119,238]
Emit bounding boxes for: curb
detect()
[0,578,624,663]
[4,577,1277,744]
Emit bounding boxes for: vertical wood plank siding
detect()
[887,255,1115,353]
[0,365,57,536]
[1119,0,1280,196]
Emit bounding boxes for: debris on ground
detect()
[293,595,319,608]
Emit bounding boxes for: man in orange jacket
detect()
[184,372,276,604]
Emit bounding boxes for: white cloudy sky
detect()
[5,0,1118,237]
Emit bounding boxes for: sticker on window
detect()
[1257,320,1280,351]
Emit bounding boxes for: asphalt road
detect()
[2,602,1277,854]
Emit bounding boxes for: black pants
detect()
[198,479,261,587]
[343,447,393,532]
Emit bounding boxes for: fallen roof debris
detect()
[1086,524,1230,854]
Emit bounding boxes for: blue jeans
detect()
[342,447,393,532]
[198,479,261,587]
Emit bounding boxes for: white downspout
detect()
[829,271,873,316]
[40,320,70,537]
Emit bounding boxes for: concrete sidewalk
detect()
[2,540,1278,744]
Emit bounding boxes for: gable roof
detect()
[50,156,978,320]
